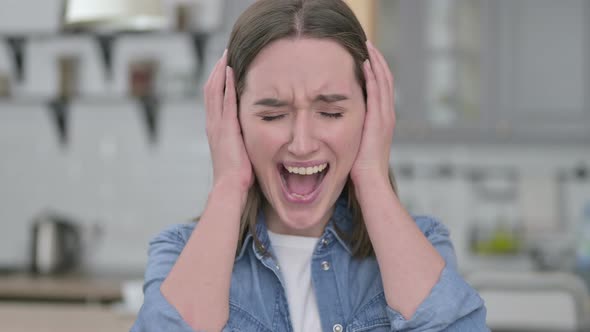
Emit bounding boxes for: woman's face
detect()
[239,38,365,236]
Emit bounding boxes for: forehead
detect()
[243,38,358,97]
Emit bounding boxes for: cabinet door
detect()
[377,0,487,143]
[377,0,589,145]
[490,0,589,143]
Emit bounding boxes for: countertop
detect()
[0,273,137,331]
[0,273,125,303]
[0,302,135,332]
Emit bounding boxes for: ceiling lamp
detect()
[64,0,166,31]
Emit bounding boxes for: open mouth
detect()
[278,162,330,203]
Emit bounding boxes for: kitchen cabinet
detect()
[490,0,589,144]
[376,0,590,145]
[376,0,485,142]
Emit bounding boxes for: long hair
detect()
[223,0,398,258]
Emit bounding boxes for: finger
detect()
[223,66,238,123]
[373,47,395,125]
[205,50,228,128]
[368,43,396,124]
[204,49,227,112]
[363,59,379,126]
[366,43,388,109]
[367,41,393,119]
[368,41,394,97]
[371,45,396,125]
[209,49,228,110]
[204,50,226,91]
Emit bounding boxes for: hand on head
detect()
[204,50,254,194]
[202,40,396,211]
[350,41,396,185]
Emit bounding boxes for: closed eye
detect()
[320,112,343,119]
[260,114,287,122]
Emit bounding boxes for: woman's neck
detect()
[263,204,334,237]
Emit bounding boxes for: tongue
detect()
[285,173,320,195]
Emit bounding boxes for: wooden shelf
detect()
[0,273,125,303]
[0,302,135,332]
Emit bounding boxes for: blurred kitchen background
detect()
[0,0,589,331]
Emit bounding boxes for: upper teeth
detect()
[285,163,327,175]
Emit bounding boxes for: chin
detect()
[275,204,330,233]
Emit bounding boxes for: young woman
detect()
[131,0,488,331]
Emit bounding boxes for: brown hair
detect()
[225,0,397,258]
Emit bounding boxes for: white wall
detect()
[0,0,62,34]
[0,100,213,273]
[0,0,252,274]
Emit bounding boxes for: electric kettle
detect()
[30,211,81,275]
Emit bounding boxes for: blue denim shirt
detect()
[131,197,488,331]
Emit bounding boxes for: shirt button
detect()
[321,238,329,247]
[333,323,343,332]
[321,261,331,271]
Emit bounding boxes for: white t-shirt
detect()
[267,230,322,332]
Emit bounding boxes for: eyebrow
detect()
[253,94,349,107]
[315,94,349,103]
[253,98,289,107]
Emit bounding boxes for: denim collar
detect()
[236,193,354,261]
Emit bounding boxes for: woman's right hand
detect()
[204,50,253,194]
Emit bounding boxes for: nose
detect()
[287,111,319,157]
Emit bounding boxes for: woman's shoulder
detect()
[149,222,198,247]
[410,215,451,238]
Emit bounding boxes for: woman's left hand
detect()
[350,41,396,186]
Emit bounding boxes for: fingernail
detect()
[364,59,371,69]
[223,49,228,57]
[366,40,373,48]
